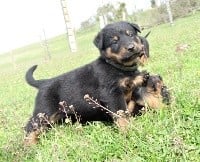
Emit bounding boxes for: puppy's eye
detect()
[112,36,119,44]
[112,40,117,44]
[112,39,117,43]
[129,32,134,37]
[126,30,134,37]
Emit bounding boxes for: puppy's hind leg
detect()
[24,90,65,146]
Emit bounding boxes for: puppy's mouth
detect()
[121,51,144,62]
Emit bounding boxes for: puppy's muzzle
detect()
[127,44,135,52]
[122,44,144,61]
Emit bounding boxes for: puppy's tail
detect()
[25,65,46,88]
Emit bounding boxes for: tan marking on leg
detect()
[49,112,62,124]
[24,130,40,146]
[132,75,144,86]
[114,110,130,131]
[115,117,129,132]
[119,77,134,103]
[127,100,135,113]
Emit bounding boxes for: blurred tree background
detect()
[80,0,200,30]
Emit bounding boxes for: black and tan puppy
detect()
[132,75,170,115]
[138,31,151,65]
[119,75,170,115]
[24,21,148,145]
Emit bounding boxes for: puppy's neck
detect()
[105,59,138,72]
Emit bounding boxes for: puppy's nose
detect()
[127,44,135,52]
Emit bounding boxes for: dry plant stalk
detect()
[59,101,81,123]
[84,94,130,130]
[84,94,124,118]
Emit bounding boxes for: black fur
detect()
[138,31,151,58]
[25,21,148,136]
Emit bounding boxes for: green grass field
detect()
[0,12,199,161]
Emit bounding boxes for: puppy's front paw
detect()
[24,131,40,146]
[114,110,130,132]
[141,71,150,85]
[119,77,133,90]
[133,72,148,86]
[117,110,132,117]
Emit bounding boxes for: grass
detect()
[0,12,200,161]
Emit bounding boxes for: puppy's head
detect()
[94,21,145,67]
[145,75,164,95]
[146,75,171,105]
[136,31,151,65]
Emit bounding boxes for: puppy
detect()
[137,31,151,65]
[119,75,170,115]
[24,21,148,145]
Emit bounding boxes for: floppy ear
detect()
[129,23,141,33]
[93,31,103,50]
[161,85,171,105]
[139,36,150,57]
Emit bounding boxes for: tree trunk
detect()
[165,0,174,25]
